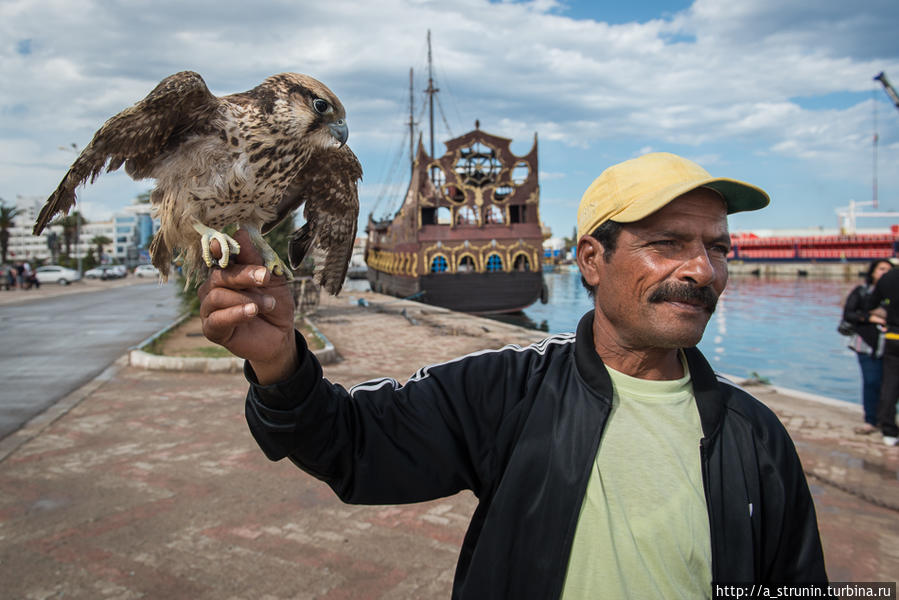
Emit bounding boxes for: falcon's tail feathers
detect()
[287,223,315,271]
[288,223,348,296]
[149,231,172,281]
[317,239,353,296]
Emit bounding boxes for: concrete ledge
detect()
[727,261,864,279]
[305,317,339,365]
[720,372,858,412]
[128,349,246,373]
[128,314,338,372]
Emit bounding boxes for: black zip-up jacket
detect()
[843,284,882,352]
[246,311,827,598]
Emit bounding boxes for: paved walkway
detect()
[0,289,896,598]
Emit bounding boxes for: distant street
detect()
[0,281,181,439]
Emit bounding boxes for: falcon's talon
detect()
[244,224,294,281]
[266,256,294,280]
[193,222,240,269]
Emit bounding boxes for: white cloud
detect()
[1,0,897,235]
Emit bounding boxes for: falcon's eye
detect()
[312,99,330,114]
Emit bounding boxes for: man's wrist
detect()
[249,337,300,385]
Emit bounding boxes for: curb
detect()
[128,314,338,372]
[720,372,859,412]
[128,349,247,373]
[305,317,339,365]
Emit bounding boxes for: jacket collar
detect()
[683,346,725,439]
[574,310,724,438]
[574,311,614,404]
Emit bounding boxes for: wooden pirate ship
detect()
[365,32,546,314]
[365,123,546,314]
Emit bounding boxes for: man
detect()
[869,263,899,446]
[200,152,827,598]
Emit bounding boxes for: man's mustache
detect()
[648,283,718,313]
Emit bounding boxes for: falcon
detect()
[32,70,362,294]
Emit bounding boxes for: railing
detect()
[288,276,321,315]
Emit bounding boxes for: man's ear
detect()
[576,235,604,289]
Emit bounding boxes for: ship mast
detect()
[425,30,439,183]
[408,67,415,177]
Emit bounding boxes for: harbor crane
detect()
[874,72,899,113]
[835,73,899,233]
[836,199,899,235]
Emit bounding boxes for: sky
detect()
[2,0,899,240]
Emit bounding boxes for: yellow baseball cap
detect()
[577,152,770,240]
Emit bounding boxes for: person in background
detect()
[4,265,15,290]
[843,259,892,434]
[28,266,40,289]
[15,262,25,289]
[22,261,34,290]
[868,262,899,446]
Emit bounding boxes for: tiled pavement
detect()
[0,290,896,598]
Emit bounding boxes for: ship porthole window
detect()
[431,255,448,273]
[511,162,529,185]
[458,255,476,273]
[513,253,530,271]
[486,253,504,272]
[485,205,505,224]
[494,185,513,202]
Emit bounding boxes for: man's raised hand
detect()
[198,228,299,384]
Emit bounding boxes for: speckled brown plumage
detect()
[33,70,361,294]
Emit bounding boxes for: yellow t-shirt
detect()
[561,355,712,599]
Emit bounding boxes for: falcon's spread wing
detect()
[33,71,220,235]
[271,145,362,295]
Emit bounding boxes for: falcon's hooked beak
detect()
[329,119,348,148]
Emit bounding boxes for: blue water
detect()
[347,269,867,403]
[515,269,864,404]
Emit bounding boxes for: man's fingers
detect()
[202,304,250,344]
[208,238,223,260]
[200,287,276,319]
[198,265,260,301]
[203,263,271,295]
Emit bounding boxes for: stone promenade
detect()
[0,288,897,599]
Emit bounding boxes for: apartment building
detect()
[6,196,157,266]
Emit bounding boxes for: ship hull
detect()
[367,269,544,314]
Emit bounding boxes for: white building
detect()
[6,195,157,266]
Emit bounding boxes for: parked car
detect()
[84,266,102,279]
[85,265,127,280]
[133,264,160,278]
[34,265,82,285]
[108,264,128,278]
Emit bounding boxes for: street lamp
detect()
[58,143,82,275]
